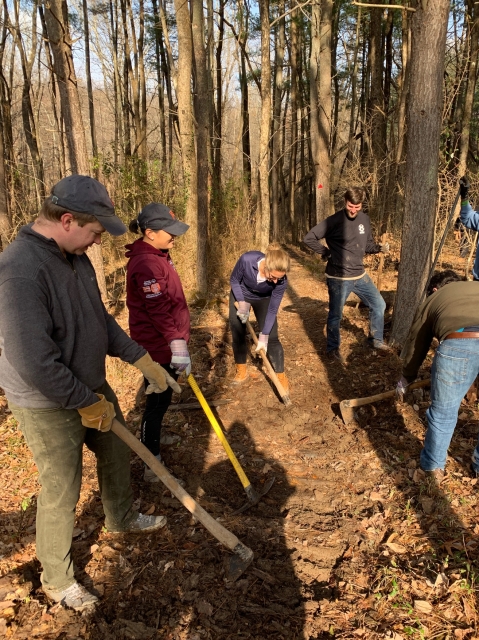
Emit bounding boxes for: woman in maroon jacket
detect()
[126,203,190,482]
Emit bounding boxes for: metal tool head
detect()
[224,542,254,583]
[339,399,355,424]
[232,477,275,515]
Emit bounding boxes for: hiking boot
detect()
[231,364,248,385]
[327,349,345,364]
[276,372,290,393]
[43,581,98,612]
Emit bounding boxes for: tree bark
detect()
[173,0,199,286]
[258,0,272,251]
[271,0,285,239]
[390,0,451,346]
[82,0,98,177]
[458,0,479,174]
[43,0,107,300]
[192,0,209,293]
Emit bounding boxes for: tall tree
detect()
[43,0,107,299]
[391,0,451,346]
[82,0,98,176]
[257,0,272,250]
[173,0,200,288]
[192,0,210,293]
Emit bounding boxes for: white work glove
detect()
[380,242,390,253]
[236,301,251,324]
[255,333,269,354]
[170,339,191,376]
[396,375,409,402]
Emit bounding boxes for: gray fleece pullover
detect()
[0,224,146,409]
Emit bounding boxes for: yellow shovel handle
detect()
[187,374,251,490]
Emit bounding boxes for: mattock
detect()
[111,418,254,582]
[339,379,431,424]
[187,374,275,514]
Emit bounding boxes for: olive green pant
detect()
[9,382,134,590]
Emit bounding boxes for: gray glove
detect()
[396,376,409,402]
[236,301,251,324]
[380,242,390,253]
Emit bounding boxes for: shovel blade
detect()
[225,543,254,582]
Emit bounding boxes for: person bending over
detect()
[229,243,290,391]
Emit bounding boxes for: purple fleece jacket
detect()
[230,251,288,335]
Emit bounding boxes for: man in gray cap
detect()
[0,176,180,611]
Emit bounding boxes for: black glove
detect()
[321,251,331,262]
[459,175,470,200]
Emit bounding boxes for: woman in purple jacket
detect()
[126,203,190,482]
[230,243,290,389]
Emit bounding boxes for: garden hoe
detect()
[339,379,431,424]
[111,418,253,582]
[234,302,292,406]
[187,373,275,514]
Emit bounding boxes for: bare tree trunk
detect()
[289,4,299,243]
[9,0,45,203]
[173,0,199,286]
[43,0,107,300]
[390,0,450,346]
[258,0,272,250]
[151,0,167,167]
[82,0,98,177]
[271,0,285,240]
[459,0,479,174]
[310,0,332,223]
[192,0,209,293]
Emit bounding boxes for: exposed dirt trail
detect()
[1,245,478,639]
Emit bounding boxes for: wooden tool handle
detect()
[234,302,291,406]
[345,378,430,409]
[111,418,242,552]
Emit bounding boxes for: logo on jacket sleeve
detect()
[142,279,162,298]
[358,224,365,234]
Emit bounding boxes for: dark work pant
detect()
[141,364,179,457]
[229,290,284,373]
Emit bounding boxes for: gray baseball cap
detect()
[51,175,127,236]
[137,203,189,236]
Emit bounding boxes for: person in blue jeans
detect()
[303,186,389,363]
[397,270,479,484]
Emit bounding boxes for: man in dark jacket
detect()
[303,186,389,363]
[397,270,479,484]
[0,176,180,611]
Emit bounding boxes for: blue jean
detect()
[9,381,134,590]
[421,338,479,472]
[326,273,386,351]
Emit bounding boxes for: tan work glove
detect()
[133,353,182,394]
[78,394,116,432]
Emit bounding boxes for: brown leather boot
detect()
[232,363,248,385]
[276,372,290,393]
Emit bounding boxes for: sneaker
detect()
[144,466,161,483]
[43,581,98,611]
[125,512,167,532]
[327,349,345,364]
[369,339,390,351]
[425,468,445,485]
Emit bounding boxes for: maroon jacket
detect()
[125,239,190,365]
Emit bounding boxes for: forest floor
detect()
[1,241,479,640]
